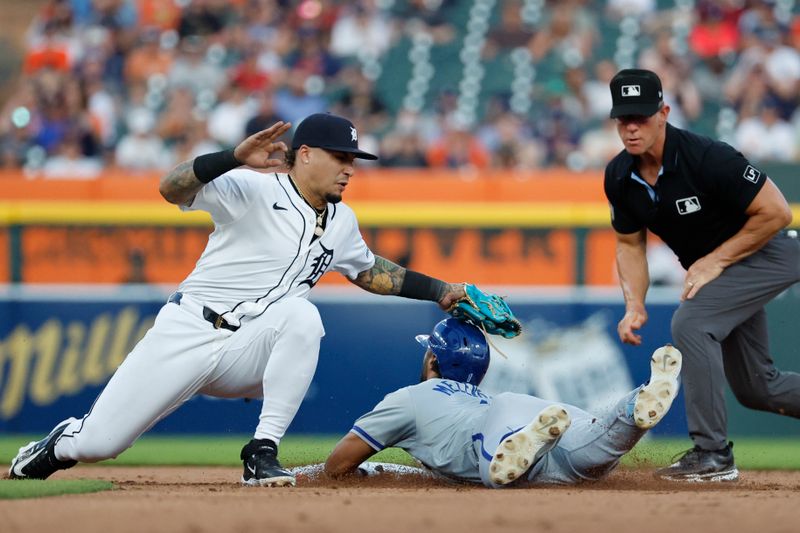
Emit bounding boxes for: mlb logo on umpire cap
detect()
[610,69,664,118]
[621,85,641,97]
[291,113,378,160]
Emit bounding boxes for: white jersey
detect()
[178,169,375,323]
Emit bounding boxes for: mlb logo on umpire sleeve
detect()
[621,85,641,97]
[743,165,761,183]
[676,196,701,215]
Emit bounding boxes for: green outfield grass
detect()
[0,479,113,499]
[2,435,799,471]
[0,435,415,469]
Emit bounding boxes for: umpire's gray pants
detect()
[671,232,800,450]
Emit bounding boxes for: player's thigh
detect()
[674,250,797,341]
[479,393,569,450]
[202,298,324,397]
[65,304,226,458]
[94,304,226,414]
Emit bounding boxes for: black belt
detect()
[168,292,240,332]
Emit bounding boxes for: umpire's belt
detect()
[168,292,240,332]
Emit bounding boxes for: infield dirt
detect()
[1,466,798,533]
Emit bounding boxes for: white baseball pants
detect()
[53,294,324,462]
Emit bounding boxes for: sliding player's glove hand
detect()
[447,284,522,339]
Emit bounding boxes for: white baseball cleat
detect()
[488,404,571,486]
[633,344,682,429]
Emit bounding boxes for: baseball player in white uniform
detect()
[325,319,683,487]
[9,114,470,487]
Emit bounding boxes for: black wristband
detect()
[399,270,447,301]
[193,149,241,183]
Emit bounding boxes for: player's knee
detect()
[732,388,772,412]
[733,381,791,414]
[671,310,695,344]
[70,440,127,463]
[279,298,323,335]
[671,308,717,347]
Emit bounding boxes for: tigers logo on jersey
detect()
[300,244,334,287]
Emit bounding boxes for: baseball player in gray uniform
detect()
[325,318,683,487]
[9,114,471,487]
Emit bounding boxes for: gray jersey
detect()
[351,378,492,482]
[352,379,653,486]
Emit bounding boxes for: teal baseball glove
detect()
[448,284,522,339]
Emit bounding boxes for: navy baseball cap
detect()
[609,69,664,118]
[291,113,378,160]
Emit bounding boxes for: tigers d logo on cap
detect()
[609,69,664,119]
[291,113,378,160]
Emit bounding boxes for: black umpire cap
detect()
[291,113,378,160]
[609,69,664,119]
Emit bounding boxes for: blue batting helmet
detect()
[415,318,490,385]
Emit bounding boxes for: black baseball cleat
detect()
[8,420,78,480]
[240,438,296,487]
[655,441,739,482]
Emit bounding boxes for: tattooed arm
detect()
[159,121,291,206]
[159,159,204,206]
[351,256,406,295]
[350,256,465,310]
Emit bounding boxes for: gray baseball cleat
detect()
[488,404,571,486]
[633,344,682,429]
[8,419,78,480]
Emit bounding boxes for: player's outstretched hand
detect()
[233,121,292,170]
[617,306,647,345]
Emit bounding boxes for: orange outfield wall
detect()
[0,168,607,202]
[0,169,618,285]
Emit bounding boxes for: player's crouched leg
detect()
[240,298,324,487]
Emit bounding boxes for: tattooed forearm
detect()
[351,256,406,295]
[159,159,205,205]
[438,282,457,301]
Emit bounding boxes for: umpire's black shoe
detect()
[240,438,296,487]
[655,442,739,482]
[8,421,78,480]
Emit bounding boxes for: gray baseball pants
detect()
[671,232,800,450]
[476,389,644,486]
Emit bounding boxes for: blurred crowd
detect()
[1,0,800,178]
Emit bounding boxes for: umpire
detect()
[604,69,800,482]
